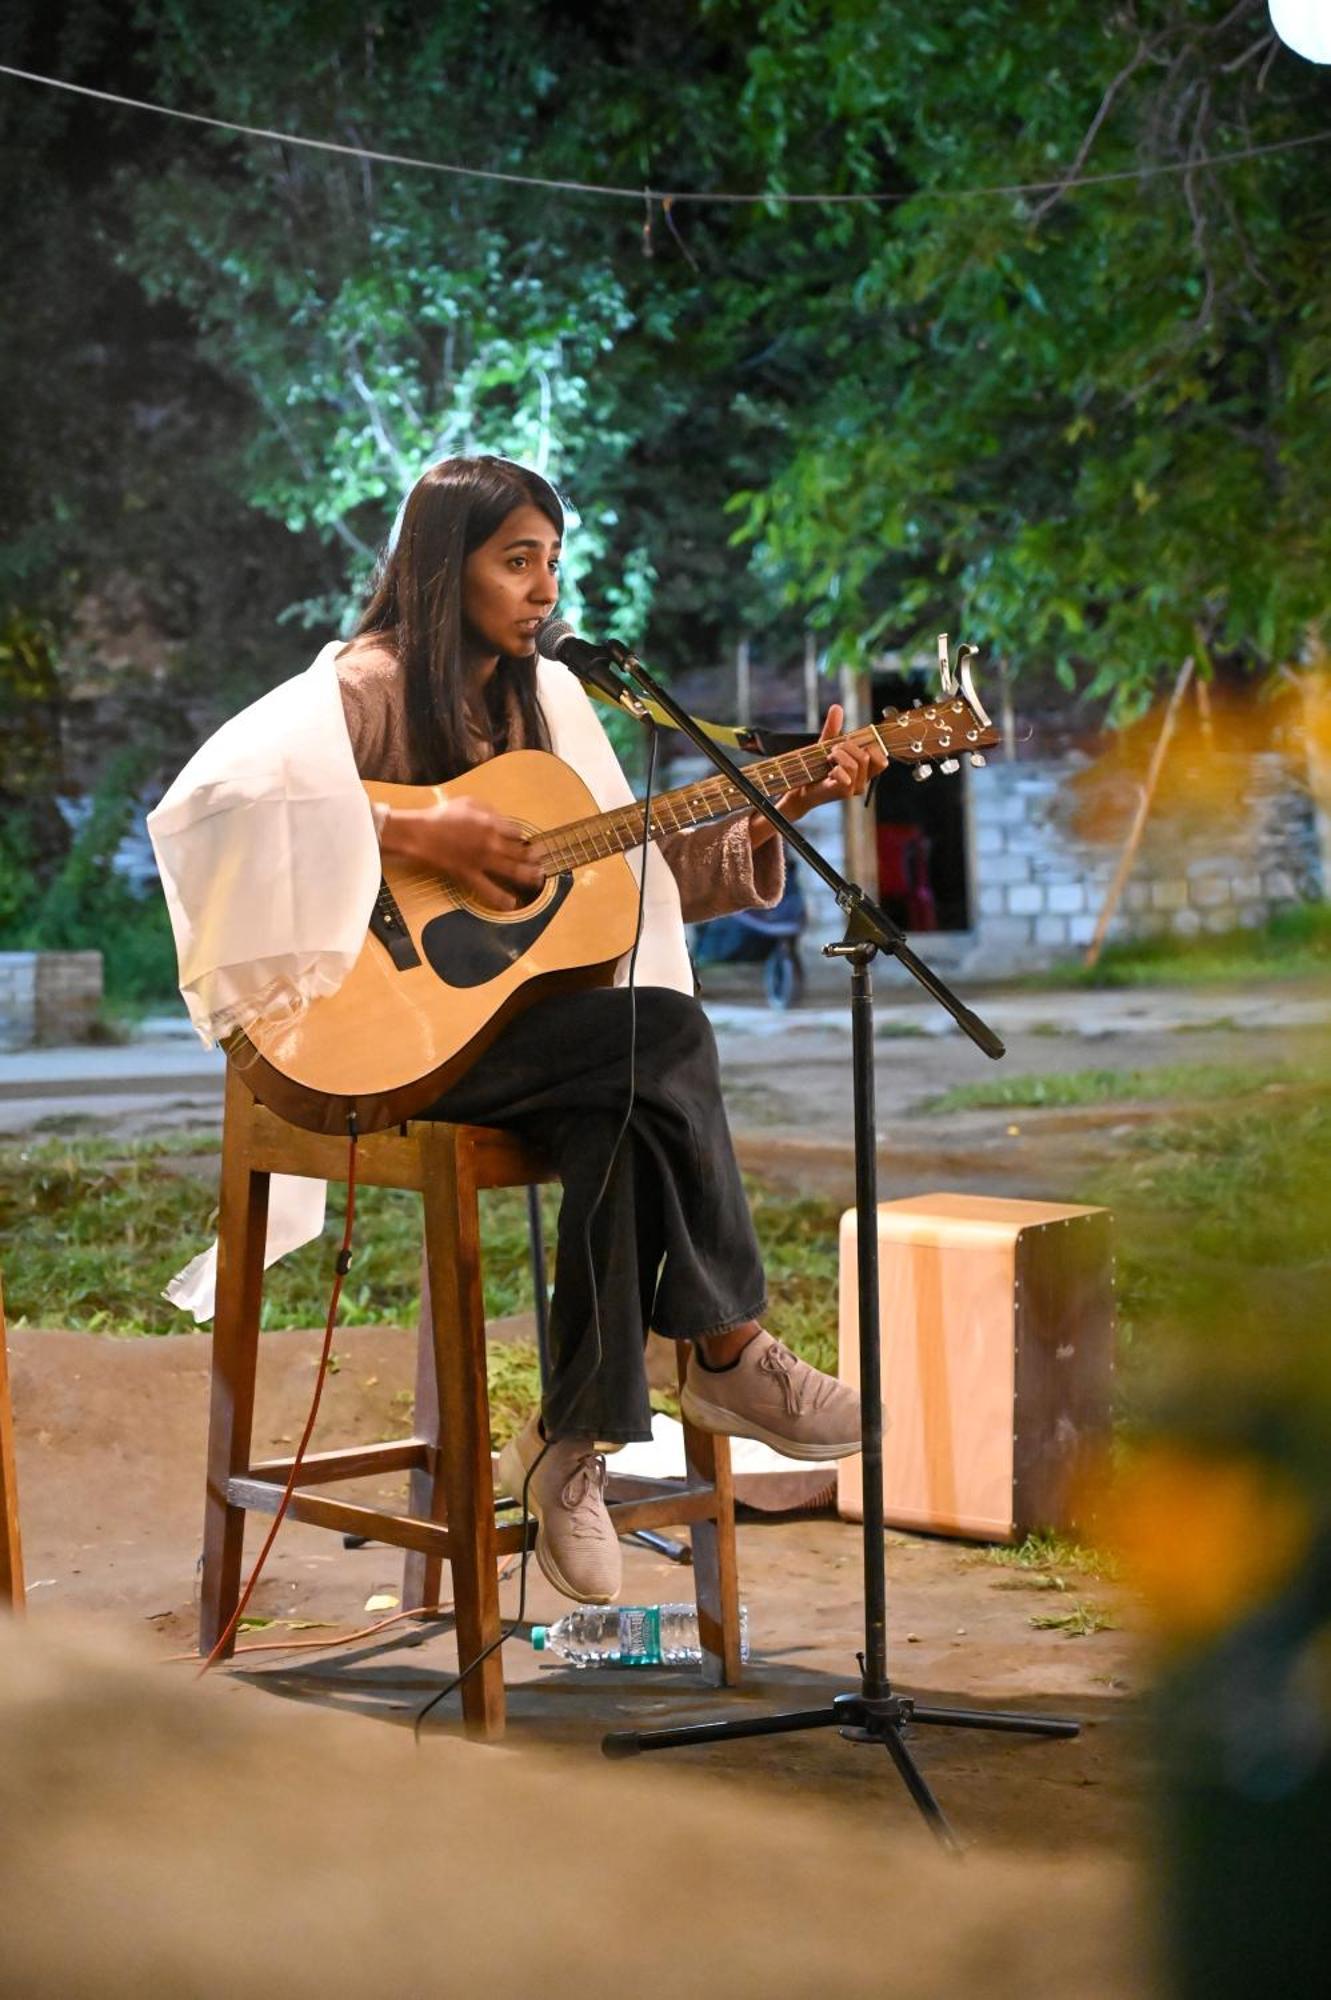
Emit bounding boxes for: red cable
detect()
[197,1128,359,1678]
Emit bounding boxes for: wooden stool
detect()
[1,1271,24,1611]
[202,1065,742,1737]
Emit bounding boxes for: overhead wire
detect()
[1,62,1327,209]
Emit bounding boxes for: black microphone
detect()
[536,616,641,709]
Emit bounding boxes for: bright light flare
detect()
[1269,1,1331,64]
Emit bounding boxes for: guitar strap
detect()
[584,683,817,757]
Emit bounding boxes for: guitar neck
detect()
[540,737,842,872]
[539,698,992,873]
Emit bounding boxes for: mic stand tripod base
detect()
[601,1687,1081,1857]
[592,658,1080,1850]
[601,923,1081,1853]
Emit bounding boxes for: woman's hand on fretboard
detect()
[750,705,888,847]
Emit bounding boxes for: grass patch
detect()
[1084,1091,1331,1491]
[1088,1095,1331,1342]
[485,1342,544,1447]
[920,1060,1331,1116]
[1029,1603,1116,1637]
[978,1530,1116,1579]
[749,1183,841,1374]
[1021,903,1331,990]
[0,1131,562,1336]
[11,1080,1329,1482]
[0,1132,846,1448]
[0,1132,844,1380]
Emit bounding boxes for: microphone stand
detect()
[590,639,1080,1853]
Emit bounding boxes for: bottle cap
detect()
[530,1625,548,1651]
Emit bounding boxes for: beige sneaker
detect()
[681,1331,864,1460]
[497,1415,622,1605]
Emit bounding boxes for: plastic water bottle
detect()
[529,1602,750,1668]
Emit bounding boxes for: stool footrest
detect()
[229,1472,725,1562]
[228,1477,456,1561]
[490,1483,723,1554]
[245,1439,431,1486]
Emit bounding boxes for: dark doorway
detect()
[870,668,972,932]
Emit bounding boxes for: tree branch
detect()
[1031,38,1153,225]
[345,351,413,484]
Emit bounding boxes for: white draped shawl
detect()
[148,644,692,1320]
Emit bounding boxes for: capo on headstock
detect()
[937,634,993,734]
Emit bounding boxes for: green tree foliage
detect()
[3,0,1328,745]
[0,0,337,772]
[114,0,720,638]
[714,0,1331,704]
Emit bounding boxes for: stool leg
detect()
[1,1274,25,1612]
[403,1259,445,1617]
[678,1347,743,1687]
[418,1127,505,1739]
[200,1083,270,1659]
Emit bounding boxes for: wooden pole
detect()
[839,660,879,893]
[1083,656,1195,971]
[0,1272,24,1611]
[803,630,820,732]
[998,660,1018,761]
[1194,672,1214,748]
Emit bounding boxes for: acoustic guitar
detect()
[230,691,997,1134]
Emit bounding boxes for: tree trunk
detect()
[1084,657,1195,971]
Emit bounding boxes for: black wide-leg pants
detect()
[421,986,766,1442]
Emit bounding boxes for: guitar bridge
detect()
[368,877,421,970]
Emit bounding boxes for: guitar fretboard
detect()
[537,699,988,874]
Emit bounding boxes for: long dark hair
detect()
[355,455,561,781]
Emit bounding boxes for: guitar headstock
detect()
[855,636,998,782]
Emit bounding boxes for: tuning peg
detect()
[939,757,960,775]
[913,763,933,783]
[969,752,987,768]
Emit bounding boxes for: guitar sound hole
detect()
[421,872,574,989]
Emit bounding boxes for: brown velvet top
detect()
[335,643,784,925]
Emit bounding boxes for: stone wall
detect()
[0,952,103,1051]
[962,750,1323,975]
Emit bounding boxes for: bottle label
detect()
[617,1604,663,1665]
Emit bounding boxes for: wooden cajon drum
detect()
[837,1193,1114,1542]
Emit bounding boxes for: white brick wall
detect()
[696,740,1324,985]
[959,748,1324,976]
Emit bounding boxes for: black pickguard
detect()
[419,874,575,989]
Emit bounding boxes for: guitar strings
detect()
[536,708,955,873]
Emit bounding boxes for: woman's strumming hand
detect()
[379,797,546,911]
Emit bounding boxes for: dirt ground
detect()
[11,980,1326,1946]
[10,1315,1142,1859]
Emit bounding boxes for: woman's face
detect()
[461,501,561,664]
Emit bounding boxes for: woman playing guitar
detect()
[335,455,885,1606]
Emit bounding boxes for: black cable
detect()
[413,721,659,1730]
[572,716,660,1417]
